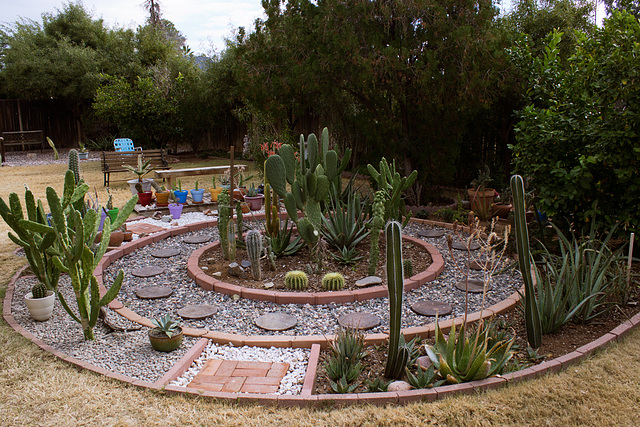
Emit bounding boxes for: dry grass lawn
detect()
[1,158,639,426]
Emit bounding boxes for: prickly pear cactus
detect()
[285,270,308,290]
[321,272,345,291]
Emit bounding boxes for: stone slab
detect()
[126,223,166,235]
[417,229,445,238]
[338,312,381,330]
[355,276,383,288]
[177,304,218,319]
[411,300,453,316]
[135,285,173,300]
[131,266,165,278]
[451,240,480,251]
[183,235,212,244]
[454,278,491,293]
[150,248,181,258]
[255,313,297,331]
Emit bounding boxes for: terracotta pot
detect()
[137,192,153,207]
[123,230,133,241]
[149,327,183,352]
[233,188,246,201]
[108,230,124,247]
[468,188,495,218]
[241,203,250,213]
[155,191,170,206]
[491,203,512,219]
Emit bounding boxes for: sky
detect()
[1,0,266,55]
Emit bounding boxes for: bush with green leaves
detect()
[511,12,640,234]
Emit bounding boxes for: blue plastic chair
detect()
[113,138,141,152]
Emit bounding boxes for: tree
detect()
[511,11,640,233]
[604,0,640,18]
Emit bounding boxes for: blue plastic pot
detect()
[174,190,188,204]
[190,188,205,203]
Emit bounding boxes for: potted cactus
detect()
[244,183,264,211]
[24,282,55,321]
[135,183,152,207]
[173,180,188,204]
[155,185,170,207]
[190,181,205,204]
[149,314,183,352]
[124,154,155,195]
[209,176,222,202]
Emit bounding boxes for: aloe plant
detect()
[511,174,542,349]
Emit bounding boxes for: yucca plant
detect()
[426,317,514,384]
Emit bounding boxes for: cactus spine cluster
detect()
[321,272,345,291]
[511,174,542,349]
[384,220,410,379]
[368,190,386,275]
[217,189,231,260]
[246,229,263,280]
[264,128,352,247]
[31,282,48,299]
[403,259,413,278]
[285,270,308,290]
[17,170,137,340]
[367,158,418,227]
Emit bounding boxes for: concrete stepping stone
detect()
[151,248,181,258]
[183,235,212,244]
[338,312,381,330]
[135,285,173,299]
[411,300,453,316]
[454,278,491,293]
[417,229,444,238]
[131,266,165,278]
[255,313,297,331]
[177,304,217,319]
[451,240,480,251]
[355,276,383,288]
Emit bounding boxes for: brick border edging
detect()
[186,234,444,305]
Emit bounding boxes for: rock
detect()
[355,276,383,288]
[135,285,173,300]
[255,313,297,331]
[161,215,173,222]
[212,271,222,277]
[232,294,241,301]
[388,381,412,392]
[177,304,217,319]
[183,235,212,244]
[151,211,163,220]
[338,312,381,330]
[454,278,491,293]
[418,229,444,238]
[201,266,208,271]
[150,248,181,258]
[417,356,432,371]
[227,262,246,278]
[241,260,251,268]
[131,266,165,278]
[264,282,275,289]
[452,240,480,251]
[411,300,453,316]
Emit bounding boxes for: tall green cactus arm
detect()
[384,220,406,379]
[510,174,542,349]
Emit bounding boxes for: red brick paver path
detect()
[188,360,289,394]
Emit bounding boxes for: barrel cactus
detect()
[31,282,48,299]
[285,270,309,290]
[246,229,263,280]
[321,272,345,291]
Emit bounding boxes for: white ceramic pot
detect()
[127,179,154,196]
[24,291,55,321]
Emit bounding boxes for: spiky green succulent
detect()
[321,272,345,291]
[284,270,308,290]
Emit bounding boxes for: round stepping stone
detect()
[454,278,491,293]
[177,304,217,319]
[131,266,165,278]
[150,248,181,258]
[255,313,297,331]
[183,235,212,244]
[451,240,480,251]
[411,300,453,316]
[355,276,383,288]
[418,229,444,238]
[338,312,381,330]
[135,285,173,300]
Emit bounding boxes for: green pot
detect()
[107,208,119,223]
[148,327,183,352]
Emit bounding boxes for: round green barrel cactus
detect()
[31,282,48,299]
[321,272,345,291]
[285,270,308,290]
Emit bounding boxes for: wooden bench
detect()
[1,130,45,162]
[153,165,246,190]
[102,149,170,186]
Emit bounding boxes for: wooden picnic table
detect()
[154,165,246,190]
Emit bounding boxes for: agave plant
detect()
[329,246,364,265]
[325,328,366,393]
[321,189,369,252]
[426,317,514,384]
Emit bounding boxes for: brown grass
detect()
[1,158,640,426]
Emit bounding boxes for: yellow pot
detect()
[156,191,170,206]
[209,187,222,202]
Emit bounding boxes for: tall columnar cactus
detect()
[264,183,280,237]
[511,174,542,349]
[367,158,418,227]
[228,220,236,262]
[217,189,231,260]
[19,170,137,340]
[246,229,263,280]
[0,187,62,292]
[264,127,351,247]
[368,190,386,275]
[235,201,244,246]
[403,259,413,278]
[321,272,345,291]
[285,270,308,290]
[384,220,410,379]
[68,149,80,184]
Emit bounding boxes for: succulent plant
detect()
[246,229,263,280]
[217,189,231,260]
[68,149,80,184]
[367,158,417,227]
[284,270,308,290]
[321,272,345,291]
[31,282,49,299]
[403,259,413,278]
[368,190,386,275]
[151,314,181,338]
